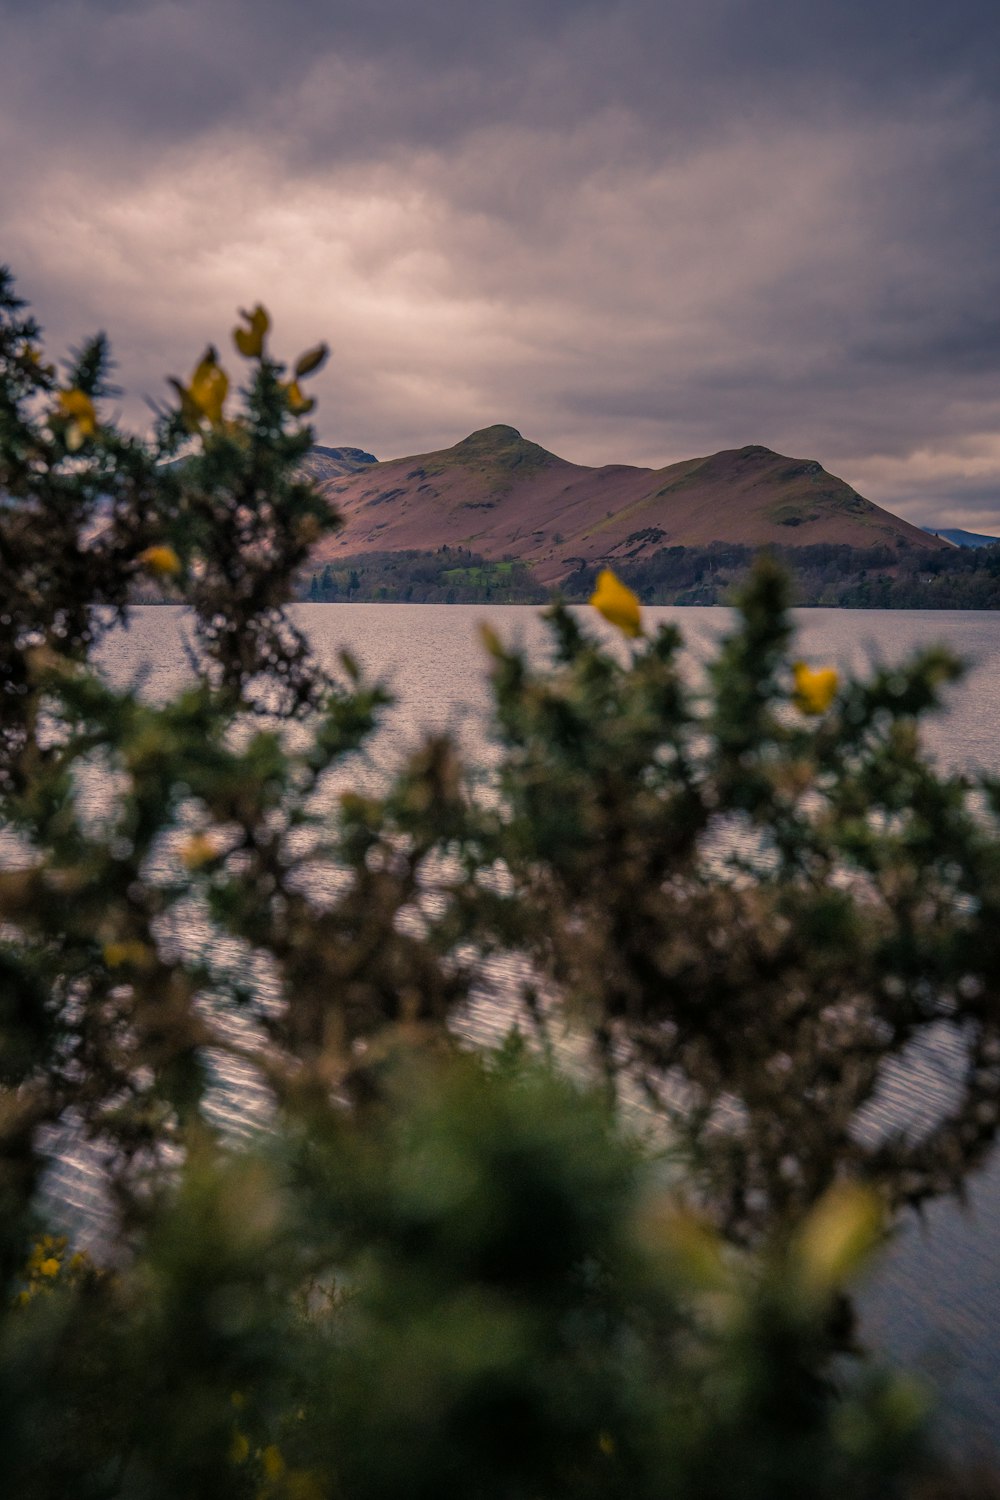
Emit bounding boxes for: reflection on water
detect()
[25,604,1000,1449]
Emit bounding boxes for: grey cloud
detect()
[1,0,999,528]
[5,0,998,162]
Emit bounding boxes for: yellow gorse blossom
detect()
[590,569,643,638]
[234,304,270,359]
[189,346,229,424]
[56,387,98,450]
[280,342,329,416]
[262,1445,286,1480]
[229,1430,250,1465]
[28,1235,66,1274]
[282,379,315,416]
[792,661,839,715]
[652,1204,727,1290]
[795,1181,883,1293]
[13,1235,91,1307]
[102,939,153,969]
[138,544,182,578]
[57,388,97,432]
[249,1443,325,1500]
[181,832,219,870]
[170,345,229,429]
[477,621,503,658]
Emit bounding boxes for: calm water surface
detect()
[44,606,1000,1450]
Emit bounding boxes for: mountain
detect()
[923,527,1000,549]
[309,425,945,585]
[299,445,377,484]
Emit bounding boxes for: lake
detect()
[34,603,1000,1454]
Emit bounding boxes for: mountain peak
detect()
[299,445,378,483]
[717,446,829,484]
[461,424,525,443]
[736,444,780,459]
[313,445,377,466]
[445,424,558,472]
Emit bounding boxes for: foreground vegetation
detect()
[4,268,1000,1496]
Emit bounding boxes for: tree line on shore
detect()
[302,539,1000,608]
[304,547,547,603]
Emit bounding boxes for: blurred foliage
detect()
[2,266,1000,1495]
[0,1054,934,1500]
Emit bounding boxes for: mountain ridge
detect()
[308,425,945,584]
[922,527,1000,549]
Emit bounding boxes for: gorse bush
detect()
[481,565,1000,1241]
[1,266,999,1496]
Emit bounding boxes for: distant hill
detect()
[309,425,945,585]
[922,527,1000,549]
[299,445,377,484]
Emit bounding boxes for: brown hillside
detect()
[311,425,945,585]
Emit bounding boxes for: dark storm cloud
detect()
[7,0,999,168]
[2,0,999,528]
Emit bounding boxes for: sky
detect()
[2,0,999,531]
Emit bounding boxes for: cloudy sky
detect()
[2,0,999,529]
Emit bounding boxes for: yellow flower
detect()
[181,833,219,870]
[189,346,229,425]
[650,1204,726,1289]
[262,1445,286,1481]
[590,569,643,638]
[282,380,315,416]
[138,544,182,578]
[230,1430,250,1465]
[56,388,98,449]
[14,1235,72,1304]
[796,1181,883,1293]
[167,379,203,432]
[102,940,152,969]
[57,388,97,432]
[233,304,270,359]
[477,622,503,657]
[792,661,839,715]
[28,1235,64,1267]
[170,346,229,429]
